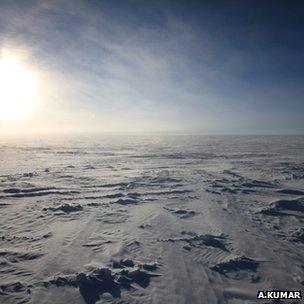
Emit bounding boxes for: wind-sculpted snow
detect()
[163,206,198,219]
[159,231,229,252]
[260,198,304,216]
[0,135,303,303]
[290,228,304,243]
[43,203,83,213]
[0,249,44,262]
[210,256,260,282]
[42,259,160,304]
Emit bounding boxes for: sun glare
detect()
[0,52,38,121]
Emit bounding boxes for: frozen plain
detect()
[0,135,303,304]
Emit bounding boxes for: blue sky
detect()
[0,0,303,134]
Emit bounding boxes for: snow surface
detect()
[0,135,303,303]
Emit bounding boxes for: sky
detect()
[0,0,303,134]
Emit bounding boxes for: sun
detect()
[0,53,38,121]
